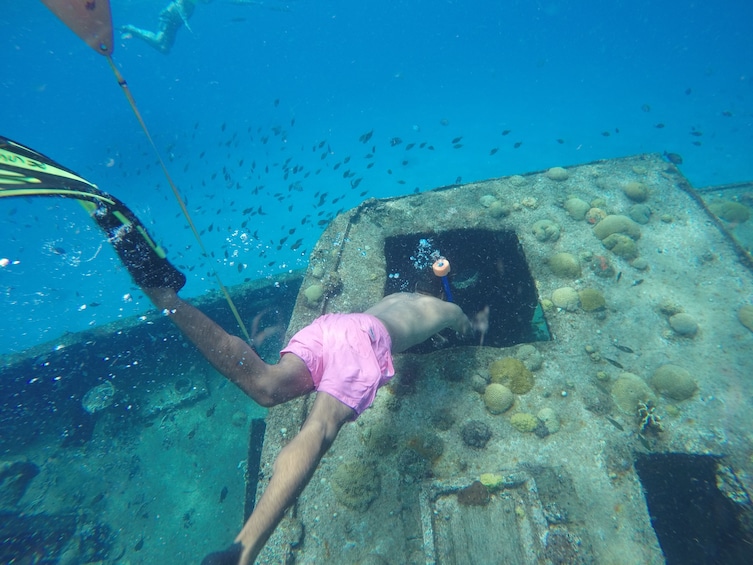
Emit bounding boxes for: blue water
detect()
[2,0,752,354]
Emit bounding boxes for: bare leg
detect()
[144,287,314,405]
[121,25,172,53]
[235,392,355,564]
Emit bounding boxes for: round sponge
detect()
[651,364,697,401]
[611,372,653,414]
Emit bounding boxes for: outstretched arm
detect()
[144,287,269,398]
[235,393,354,564]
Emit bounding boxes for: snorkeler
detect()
[120,0,211,54]
[0,135,480,565]
[103,211,477,565]
[141,276,476,565]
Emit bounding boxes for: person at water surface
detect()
[120,0,211,54]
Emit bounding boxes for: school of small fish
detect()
[96,94,725,280]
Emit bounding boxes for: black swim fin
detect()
[0,135,185,291]
[85,196,186,292]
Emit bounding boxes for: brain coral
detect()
[483,383,514,414]
[651,364,697,401]
[602,233,639,259]
[593,215,642,241]
[739,305,753,333]
[510,412,538,433]
[551,287,580,311]
[549,252,582,278]
[622,181,649,202]
[611,372,654,414]
[578,288,606,312]
[331,461,381,512]
[489,357,534,394]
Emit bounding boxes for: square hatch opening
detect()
[383,229,549,352]
[635,453,753,565]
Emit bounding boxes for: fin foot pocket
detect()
[91,202,186,292]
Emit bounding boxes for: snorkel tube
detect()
[432,256,454,302]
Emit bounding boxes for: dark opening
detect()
[244,418,267,520]
[634,453,753,565]
[383,229,548,352]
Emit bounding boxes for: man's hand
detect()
[472,305,490,346]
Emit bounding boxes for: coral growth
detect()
[457,481,491,506]
[637,400,663,434]
[489,357,534,394]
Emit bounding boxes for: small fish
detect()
[654,123,665,129]
[641,104,651,112]
[135,537,144,551]
[632,279,644,286]
[613,344,634,353]
[556,138,564,144]
[663,151,683,165]
[453,143,463,149]
[405,143,415,150]
[206,404,216,417]
[390,137,402,146]
[689,130,703,137]
[722,110,733,117]
[359,129,374,143]
[616,271,622,282]
[451,136,463,144]
[489,148,499,155]
[501,129,511,136]
[603,357,624,369]
[220,486,229,503]
[513,141,522,148]
[606,416,625,431]
[601,131,611,137]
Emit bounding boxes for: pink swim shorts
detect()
[280,313,395,417]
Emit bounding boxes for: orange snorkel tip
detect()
[432,258,451,277]
[432,257,454,301]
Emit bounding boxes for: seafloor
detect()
[1,153,752,564]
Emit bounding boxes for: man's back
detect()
[365,292,471,353]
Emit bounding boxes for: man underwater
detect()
[92,192,481,564]
[0,131,485,563]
